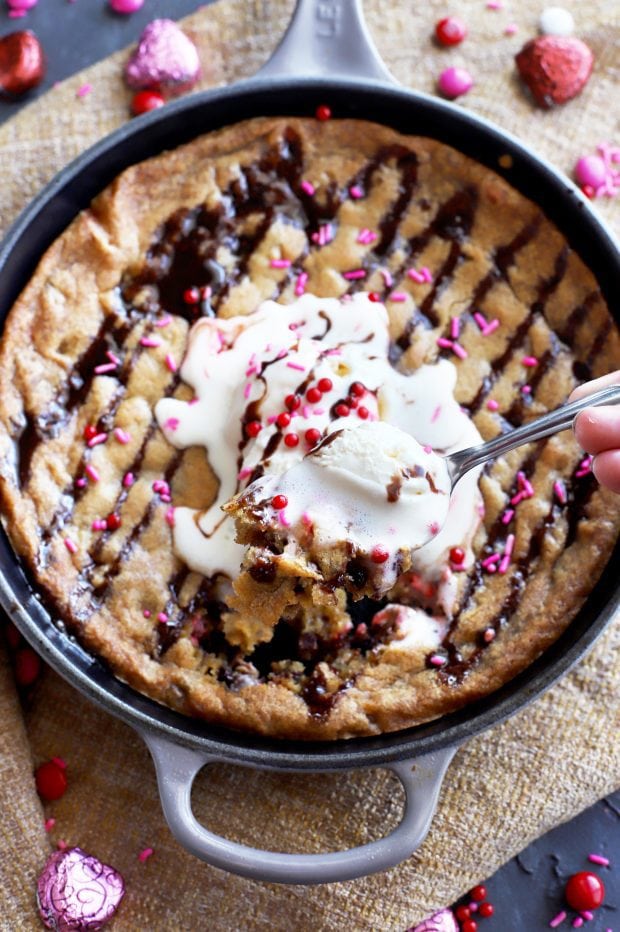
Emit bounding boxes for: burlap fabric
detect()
[1,1,619,928]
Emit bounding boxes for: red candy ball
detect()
[350,382,366,397]
[305,428,321,448]
[271,495,288,510]
[245,420,262,438]
[183,286,200,304]
[106,514,122,531]
[449,546,466,565]
[276,412,291,429]
[83,424,98,441]
[131,89,165,115]
[334,403,350,417]
[35,760,68,802]
[285,393,301,411]
[357,406,369,419]
[14,647,41,686]
[284,433,299,447]
[565,872,605,911]
[315,104,331,121]
[368,292,381,302]
[371,545,389,564]
[306,387,322,404]
[435,16,468,46]
[317,377,333,393]
[461,921,477,932]
[470,885,487,902]
[455,905,471,921]
[478,903,494,918]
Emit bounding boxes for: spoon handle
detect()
[448,384,620,486]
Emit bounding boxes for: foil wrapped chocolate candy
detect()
[407,908,459,932]
[124,19,200,94]
[0,30,45,97]
[37,847,125,931]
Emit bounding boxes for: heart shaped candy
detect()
[125,19,200,94]
[408,908,459,932]
[37,847,125,931]
[515,36,593,108]
[0,30,45,97]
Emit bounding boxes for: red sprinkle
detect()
[106,514,122,531]
[317,377,333,393]
[183,287,200,304]
[470,885,487,902]
[285,393,301,411]
[368,292,381,302]
[271,495,288,510]
[449,546,466,565]
[371,545,389,564]
[305,428,321,448]
[334,403,350,417]
[478,903,494,918]
[315,104,331,121]
[565,872,605,911]
[138,847,154,863]
[14,647,41,686]
[276,412,291,429]
[131,90,165,115]
[35,760,68,802]
[284,433,299,447]
[435,16,468,45]
[245,420,262,438]
[306,387,322,403]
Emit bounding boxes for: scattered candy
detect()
[109,0,144,13]
[434,16,467,47]
[6,0,38,13]
[438,66,474,99]
[549,913,567,929]
[35,760,68,801]
[515,36,593,108]
[130,89,165,115]
[37,847,125,931]
[538,6,575,37]
[125,19,200,94]
[408,908,458,932]
[315,103,331,121]
[575,155,606,189]
[587,854,610,867]
[574,144,620,199]
[564,871,605,911]
[0,30,46,97]
[137,847,154,862]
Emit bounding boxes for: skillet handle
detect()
[141,730,456,885]
[256,0,395,84]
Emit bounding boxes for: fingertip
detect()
[573,409,593,451]
[592,450,620,494]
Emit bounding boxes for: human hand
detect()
[571,371,620,493]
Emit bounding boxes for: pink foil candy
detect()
[124,19,200,93]
[37,847,125,931]
[408,909,459,932]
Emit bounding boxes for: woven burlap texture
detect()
[0,1,618,929]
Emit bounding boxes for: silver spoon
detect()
[445,384,620,488]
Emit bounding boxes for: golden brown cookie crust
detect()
[0,116,618,739]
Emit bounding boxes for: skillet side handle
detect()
[141,730,456,885]
[256,0,395,84]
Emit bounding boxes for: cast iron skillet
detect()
[0,0,618,885]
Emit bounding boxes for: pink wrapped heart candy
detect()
[124,19,200,94]
[37,847,125,931]
[407,908,459,932]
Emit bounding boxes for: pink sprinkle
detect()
[487,0,503,8]
[423,445,432,454]
[483,319,500,336]
[522,385,532,395]
[91,519,106,531]
[286,361,306,371]
[140,336,161,348]
[505,23,518,35]
[238,467,252,480]
[123,472,134,488]
[502,509,515,524]
[270,258,291,269]
[300,180,315,196]
[522,355,538,367]
[349,185,364,199]
[85,464,100,483]
[76,83,92,98]
[138,847,154,863]
[504,533,515,557]
[57,840,68,851]
[165,353,177,373]
[487,399,500,411]
[94,362,117,374]
[343,269,366,280]
[164,417,179,432]
[511,491,526,506]
[106,351,121,365]
[389,291,407,302]
[188,397,199,406]
[407,267,425,284]
[437,337,454,349]
[450,317,460,339]
[87,432,107,448]
[452,342,468,360]
[165,507,175,528]
[324,348,341,356]
[474,312,488,331]
[420,267,433,283]
[482,553,501,569]
[587,853,610,866]
[313,407,325,416]
[523,478,535,497]
[580,912,594,922]
[572,921,583,930]
[44,818,56,833]
[76,477,87,488]
[357,228,378,244]
[243,383,252,399]
[380,268,394,288]
[160,493,171,503]
[295,271,308,296]
[157,612,168,624]
[279,510,290,528]
[277,349,288,359]
[431,405,442,423]
[549,911,567,928]
[428,654,446,667]
[143,609,151,618]
[468,903,479,912]
[154,315,172,328]
[553,480,567,504]
[114,428,131,444]
[64,538,77,554]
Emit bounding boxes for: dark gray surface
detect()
[0,1,618,927]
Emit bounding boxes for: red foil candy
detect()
[0,30,45,97]
[124,19,200,94]
[37,847,125,931]
[515,36,593,108]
